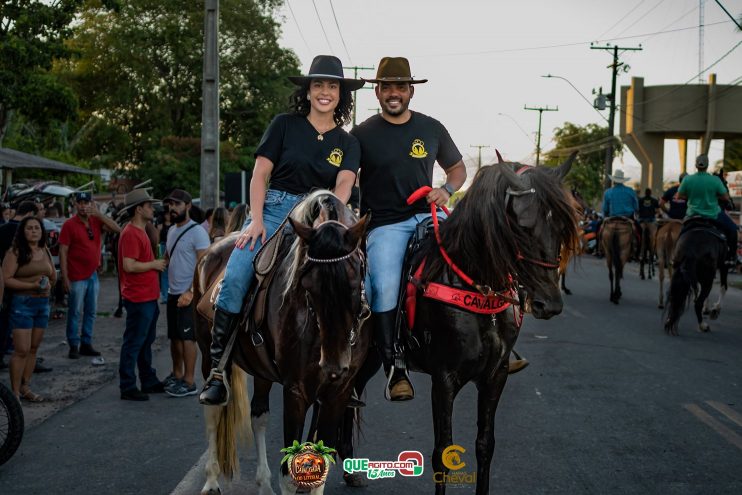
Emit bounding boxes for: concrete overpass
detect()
[619,74,742,194]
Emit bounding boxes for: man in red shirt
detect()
[60,191,121,359]
[117,190,167,401]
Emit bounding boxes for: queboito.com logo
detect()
[343,450,424,479]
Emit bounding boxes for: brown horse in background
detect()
[601,217,634,304]
[655,219,682,308]
[194,191,371,495]
[560,189,587,295]
[639,221,657,280]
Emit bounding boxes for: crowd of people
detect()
[0,191,250,403]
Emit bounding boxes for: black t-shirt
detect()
[351,112,462,229]
[638,195,659,220]
[256,113,360,195]
[662,186,687,220]
[0,220,19,262]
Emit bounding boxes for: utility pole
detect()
[470,145,491,170]
[591,43,642,190]
[343,65,374,126]
[524,105,558,165]
[368,108,380,114]
[200,0,219,210]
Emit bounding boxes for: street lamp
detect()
[541,74,609,123]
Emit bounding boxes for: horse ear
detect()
[345,213,371,247]
[496,149,504,164]
[499,162,526,188]
[289,217,314,242]
[555,151,578,180]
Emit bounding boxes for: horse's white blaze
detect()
[202,406,222,495]
[279,472,297,495]
[253,412,274,494]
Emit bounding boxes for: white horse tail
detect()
[216,365,252,480]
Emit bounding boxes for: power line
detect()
[285,0,311,52]
[714,0,742,30]
[612,0,668,38]
[411,19,734,58]
[595,0,647,40]
[328,0,352,63]
[311,0,335,55]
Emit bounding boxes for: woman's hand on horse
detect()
[235,220,266,251]
[426,187,450,207]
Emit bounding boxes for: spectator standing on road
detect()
[1,217,56,401]
[59,192,121,359]
[162,189,210,397]
[117,190,167,401]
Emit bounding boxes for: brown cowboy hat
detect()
[288,55,365,91]
[118,189,160,217]
[363,57,428,84]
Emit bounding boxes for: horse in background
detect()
[664,219,728,335]
[194,191,371,495]
[339,154,581,494]
[560,188,587,295]
[655,219,682,309]
[600,217,634,304]
[638,221,657,280]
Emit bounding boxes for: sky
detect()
[272,0,742,188]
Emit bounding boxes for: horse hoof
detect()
[201,488,221,495]
[709,309,720,320]
[344,472,369,488]
[563,288,572,295]
[658,303,664,309]
[699,323,710,333]
[702,308,710,316]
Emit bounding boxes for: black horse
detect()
[664,219,728,335]
[339,155,580,494]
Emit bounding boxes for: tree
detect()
[0,0,118,145]
[544,122,619,206]
[722,139,742,172]
[58,0,299,169]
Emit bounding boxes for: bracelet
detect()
[443,183,455,196]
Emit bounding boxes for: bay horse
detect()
[560,188,588,295]
[655,219,682,309]
[600,217,634,304]
[638,221,657,280]
[663,219,728,335]
[194,191,371,495]
[338,155,580,495]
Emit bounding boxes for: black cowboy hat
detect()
[363,57,428,84]
[288,55,365,91]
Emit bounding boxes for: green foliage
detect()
[544,122,619,206]
[722,139,742,172]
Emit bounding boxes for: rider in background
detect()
[637,188,659,256]
[677,154,738,268]
[659,173,688,220]
[599,169,639,255]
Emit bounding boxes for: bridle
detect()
[302,219,370,346]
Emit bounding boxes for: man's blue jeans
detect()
[66,272,99,347]
[119,300,160,392]
[366,212,445,313]
[216,190,303,314]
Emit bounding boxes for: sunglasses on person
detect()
[87,227,94,240]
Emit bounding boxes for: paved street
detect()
[1,256,741,494]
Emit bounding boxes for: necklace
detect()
[308,118,335,141]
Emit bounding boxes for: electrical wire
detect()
[595,0,647,40]
[612,0,668,38]
[286,0,311,52]
[311,0,335,55]
[328,0,352,63]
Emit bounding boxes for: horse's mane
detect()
[282,190,358,310]
[424,163,579,292]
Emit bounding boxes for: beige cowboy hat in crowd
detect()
[363,57,428,84]
[609,169,630,183]
[117,189,160,219]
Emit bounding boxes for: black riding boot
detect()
[373,310,414,401]
[199,308,239,406]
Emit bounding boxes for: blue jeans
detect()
[66,272,99,347]
[716,211,739,255]
[366,212,445,313]
[216,189,303,314]
[119,300,160,392]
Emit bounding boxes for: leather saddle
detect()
[679,216,727,242]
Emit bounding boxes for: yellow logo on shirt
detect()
[409,139,428,158]
[327,148,343,167]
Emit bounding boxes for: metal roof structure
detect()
[0,147,96,175]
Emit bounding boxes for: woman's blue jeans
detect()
[215,190,303,314]
[365,212,445,313]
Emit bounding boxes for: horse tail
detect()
[611,228,622,278]
[215,365,252,480]
[665,251,697,326]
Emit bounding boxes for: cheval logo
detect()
[409,139,428,158]
[434,444,476,485]
[281,441,335,490]
[327,148,344,167]
[442,445,465,471]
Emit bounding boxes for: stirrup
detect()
[200,369,231,406]
[384,365,415,402]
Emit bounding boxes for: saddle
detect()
[679,217,727,242]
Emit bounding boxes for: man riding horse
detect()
[677,154,737,268]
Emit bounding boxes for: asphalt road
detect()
[1,256,741,494]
